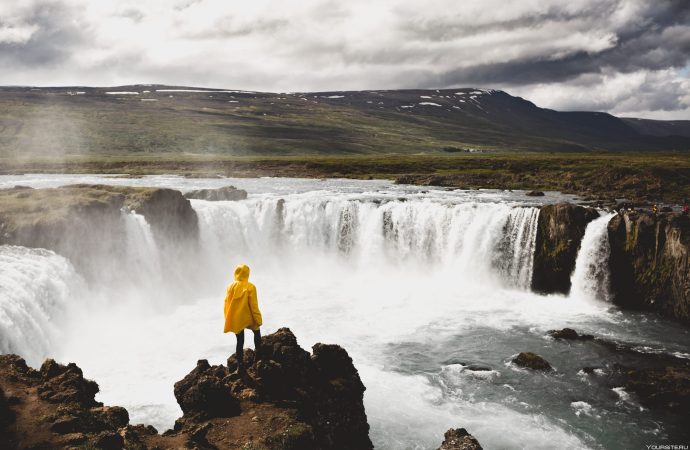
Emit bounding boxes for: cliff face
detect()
[608,212,690,322]
[0,185,198,277]
[0,328,373,450]
[531,203,599,294]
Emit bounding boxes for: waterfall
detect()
[123,210,162,285]
[494,207,540,289]
[0,246,85,365]
[570,213,616,302]
[193,197,541,288]
[0,212,166,365]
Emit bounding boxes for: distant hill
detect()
[0,85,688,156]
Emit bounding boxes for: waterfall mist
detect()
[1,175,689,450]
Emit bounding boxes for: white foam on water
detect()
[0,246,85,365]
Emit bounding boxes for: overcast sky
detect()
[1,0,689,119]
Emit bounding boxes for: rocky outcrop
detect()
[185,185,248,201]
[531,203,599,294]
[116,186,199,242]
[0,328,373,450]
[612,363,690,413]
[552,329,690,413]
[0,354,127,449]
[608,211,690,322]
[512,352,553,371]
[170,328,372,450]
[437,428,483,450]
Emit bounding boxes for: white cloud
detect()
[0,0,688,118]
[0,24,39,44]
[510,68,690,118]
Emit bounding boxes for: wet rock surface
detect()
[531,203,599,294]
[608,211,690,322]
[437,428,483,450]
[548,328,594,340]
[512,352,553,371]
[185,185,248,201]
[547,329,690,414]
[0,328,373,450]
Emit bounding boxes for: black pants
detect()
[235,329,261,366]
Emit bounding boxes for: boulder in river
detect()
[512,352,553,371]
[184,185,248,201]
[548,328,594,340]
[526,190,545,197]
[531,203,599,294]
[437,428,483,450]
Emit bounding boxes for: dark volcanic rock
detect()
[37,359,100,407]
[512,352,553,371]
[531,203,600,294]
[0,386,15,433]
[437,428,483,450]
[548,328,594,340]
[173,359,240,420]
[607,211,690,322]
[553,329,690,413]
[0,329,373,450]
[222,328,373,450]
[612,364,690,412]
[184,185,248,201]
[526,190,545,197]
[0,354,127,449]
[577,344,690,413]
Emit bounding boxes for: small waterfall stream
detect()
[123,210,163,285]
[570,213,617,302]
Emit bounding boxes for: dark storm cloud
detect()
[0,1,87,68]
[413,0,690,88]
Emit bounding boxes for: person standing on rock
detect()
[224,264,263,374]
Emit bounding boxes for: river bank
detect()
[2,152,690,205]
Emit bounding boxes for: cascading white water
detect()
[123,210,163,286]
[4,175,688,450]
[0,245,85,365]
[494,207,540,289]
[193,196,541,290]
[570,213,617,302]
[0,210,167,364]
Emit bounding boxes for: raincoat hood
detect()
[234,264,250,282]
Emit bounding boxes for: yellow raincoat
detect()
[224,264,263,334]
